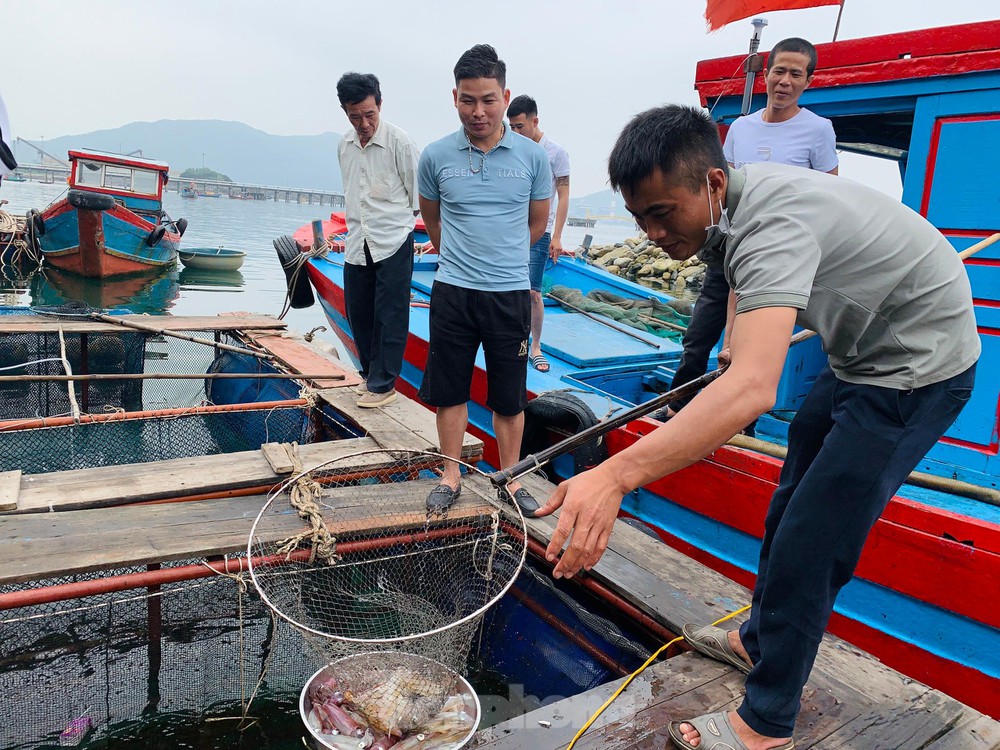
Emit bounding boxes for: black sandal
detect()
[426,484,461,515]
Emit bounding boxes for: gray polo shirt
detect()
[723,163,980,389]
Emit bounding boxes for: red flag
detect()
[706,0,842,31]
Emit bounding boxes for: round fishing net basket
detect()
[247,446,526,671]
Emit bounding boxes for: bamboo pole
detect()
[91,313,272,360]
[727,434,1000,507]
[958,232,1000,260]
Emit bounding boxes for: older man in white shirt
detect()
[336,73,421,407]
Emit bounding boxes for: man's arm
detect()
[419,196,442,252]
[528,198,549,247]
[537,305,798,578]
[826,166,839,176]
[549,177,570,260]
[397,138,422,212]
[718,289,739,365]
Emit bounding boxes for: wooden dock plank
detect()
[0,470,19,511]
[242,329,362,388]
[0,313,286,334]
[0,477,494,585]
[12,437,382,513]
[316,385,482,457]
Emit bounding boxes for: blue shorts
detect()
[528,232,551,292]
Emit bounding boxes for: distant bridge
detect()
[8,163,345,207]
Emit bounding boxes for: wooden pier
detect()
[0,316,996,748]
[9,163,345,206]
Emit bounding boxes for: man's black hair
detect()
[454,44,506,88]
[336,73,382,108]
[767,37,818,76]
[608,105,726,194]
[507,95,538,119]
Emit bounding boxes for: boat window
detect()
[132,169,159,195]
[104,165,132,190]
[76,160,104,187]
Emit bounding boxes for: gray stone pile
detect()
[583,232,707,294]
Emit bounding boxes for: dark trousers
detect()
[736,363,976,737]
[669,263,729,411]
[343,234,414,394]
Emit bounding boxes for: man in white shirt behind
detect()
[336,73,421,408]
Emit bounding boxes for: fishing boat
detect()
[291,211,432,254]
[35,149,187,278]
[178,246,246,271]
[281,20,1000,718]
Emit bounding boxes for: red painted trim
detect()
[608,427,1000,627]
[68,150,170,172]
[973,299,1000,308]
[69,184,162,202]
[965,259,1000,267]
[938,434,998,454]
[976,327,1000,336]
[695,21,1000,104]
[921,115,1000,218]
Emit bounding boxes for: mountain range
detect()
[24,120,343,192]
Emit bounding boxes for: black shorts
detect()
[417,281,530,416]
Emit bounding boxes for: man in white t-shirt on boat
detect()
[663,38,837,428]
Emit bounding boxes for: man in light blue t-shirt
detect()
[417,44,551,517]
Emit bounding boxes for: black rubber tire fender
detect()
[26,209,45,236]
[174,217,188,237]
[273,234,315,309]
[521,390,610,477]
[67,189,116,212]
[146,225,166,247]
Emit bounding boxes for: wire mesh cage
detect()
[248,448,527,747]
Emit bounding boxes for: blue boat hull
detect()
[39,199,179,277]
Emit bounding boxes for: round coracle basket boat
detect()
[178,246,245,271]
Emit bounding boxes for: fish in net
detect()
[247,448,527,748]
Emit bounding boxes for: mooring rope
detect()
[275,443,341,565]
[57,327,81,423]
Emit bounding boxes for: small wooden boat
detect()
[178,246,246,271]
[36,149,187,278]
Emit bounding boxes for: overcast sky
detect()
[4,1,996,195]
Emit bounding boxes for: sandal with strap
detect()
[530,353,551,373]
[683,623,753,674]
[668,710,794,750]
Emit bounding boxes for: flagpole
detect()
[832,0,845,41]
[741,18,769,116]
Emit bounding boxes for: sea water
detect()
[0,180,639,354]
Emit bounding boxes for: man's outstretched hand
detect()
[534,466,626,579]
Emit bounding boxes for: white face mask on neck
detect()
[701,173,731,254]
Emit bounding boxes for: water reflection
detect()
[30,266,180,315]
[178,266,245,290]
